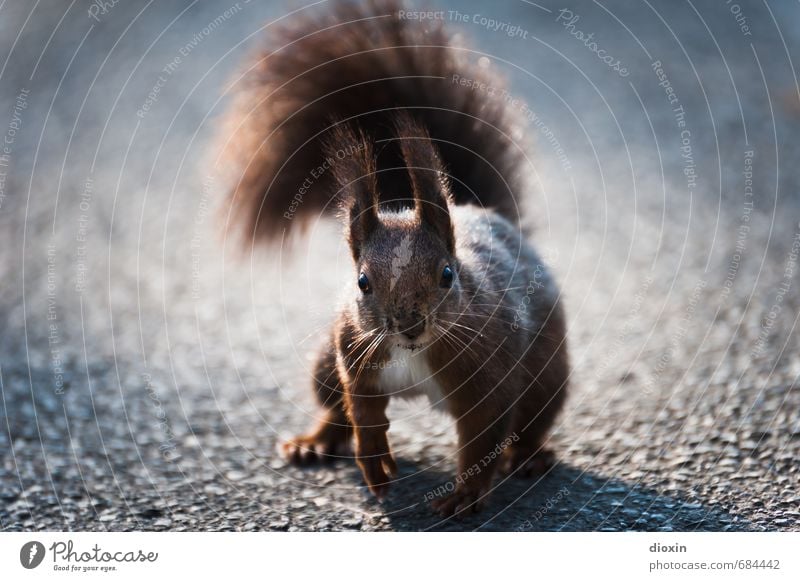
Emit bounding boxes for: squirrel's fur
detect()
[220,0,530,243]
[220,0,569,517]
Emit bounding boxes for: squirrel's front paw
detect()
[280,423,352,465]
[430,485,488,518]
[499,447,555,477]
[355,444,397,500]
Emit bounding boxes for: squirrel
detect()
[219,0,569,517]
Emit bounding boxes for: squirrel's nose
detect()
[399,318,425,340]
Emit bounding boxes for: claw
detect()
[499,448,555,477]
[279,427,352,465]
[430,486,487,518]
[356,445,396,500]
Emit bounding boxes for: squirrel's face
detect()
[353,214,460,350]
[331,113,460,349]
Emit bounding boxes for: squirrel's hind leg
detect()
[280,337,353,465]
[499,387,563,478]
[500,312,569,478]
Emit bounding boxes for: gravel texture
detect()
[0,0,798,531]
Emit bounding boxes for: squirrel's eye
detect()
[440,265,454,288]
[358,272,371,293]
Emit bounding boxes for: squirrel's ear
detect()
[394,112,455,254]
[325,123,379,262]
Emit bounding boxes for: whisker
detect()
[438,311,518,321]
[461,285,527,296]
[453,304,526,312]
[442,319,483,335]
[353,330,386,386]
[433,323,482,366]
[296,320,337,346]
[348,331,384,371]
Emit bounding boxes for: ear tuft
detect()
[393,112,455,253]
[324,122,379,262]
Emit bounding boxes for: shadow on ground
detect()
[360,460,750,532]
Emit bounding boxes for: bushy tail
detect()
[218,0,531,244]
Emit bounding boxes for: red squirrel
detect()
[220,0,569,516]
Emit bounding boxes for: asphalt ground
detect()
[0,0,799,531]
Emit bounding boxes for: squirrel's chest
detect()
[377,347,448,412]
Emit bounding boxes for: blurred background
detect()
[0,0,798,531]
